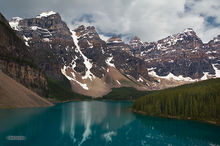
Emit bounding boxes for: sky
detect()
[0,0,220,43]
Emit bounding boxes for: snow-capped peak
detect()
[183,28,194,33]
[213,35,220,43]
[10,17,23,21]
[36,11,57,18]
[107,35,123,44]
[9,17,23,31]
[183,28,195,36]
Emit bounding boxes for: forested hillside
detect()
[132,78,220,125]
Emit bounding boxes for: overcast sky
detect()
[0,0,220,42]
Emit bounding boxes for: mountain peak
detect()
[36,11,57,18]
[182,28,197,36]
[131,36,141,41]
[129,36,145,50]
[10,17,23,21]
[9,17,23,31]
[107,35,123,44]
[74,25,100,40]
[213,35,220,42]
[183,28,194,33]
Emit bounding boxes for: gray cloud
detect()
[0,0,220,42]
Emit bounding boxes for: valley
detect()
[0,11,220,124]
[0,0,220,145]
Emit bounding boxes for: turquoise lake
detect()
[0,101,220,146]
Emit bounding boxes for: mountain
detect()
[107,35,132,54]
[131,28,220,81]
[129,36,147,54]
[0,13,47,96]
[0,12,52,108]
[61,25,155,97]
[9,11,155,97]
[6,11,220,99]
[9,11,73,80]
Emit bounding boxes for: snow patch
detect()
[212,64,220,78]
[209,56,216,60]
[30,26,40,31]
[61,66,89,90]
[105,57,115,67]
[168,60,174,63]
[9,17,22,31]
[184,28,194,33]
[214,38,220,43]
[116,80,121,85]
[101,46,105,54]
[147,67,156,72]
[70,29,95,80]
[148,70,195,82]
[30,26,52,37]
[137,77,144,82]
[206,51,211,54]
[201,72,211,80]
[36,11,56,18]
[42,38,50,42]
[87,40,93,48]
[23,35,31,47]
[112,40,122,43]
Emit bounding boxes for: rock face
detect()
[129,36,147,55]
[9,12,153,97]
[205,35,220,65]
[9,11,75,80]
[7,11,220,98]
[107,35,132,54]
[0,13,47,96]
[131,28,220,80]
[61,25,152,97]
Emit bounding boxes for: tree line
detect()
[132,78,220,125]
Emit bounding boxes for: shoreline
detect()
[132,109,220,126]
[0,98,134,109]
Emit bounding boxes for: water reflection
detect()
[79,102,91,145]
[59,101,135,145]
[60,103,76,142]
[0,101,219,146]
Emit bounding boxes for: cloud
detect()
[0,0,220,42]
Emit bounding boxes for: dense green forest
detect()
[101,87,150,100]
[132,78,220,125]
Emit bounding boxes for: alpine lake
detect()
[0,101,220,146]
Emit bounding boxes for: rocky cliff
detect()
[9,12,154,97]
[7,11,220,98]
[0,13,47,96]
[131,28,220,81]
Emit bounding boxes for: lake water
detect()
[0,101,220,146]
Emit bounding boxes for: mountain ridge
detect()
[8,11,154,97]
[5,11,220,98]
